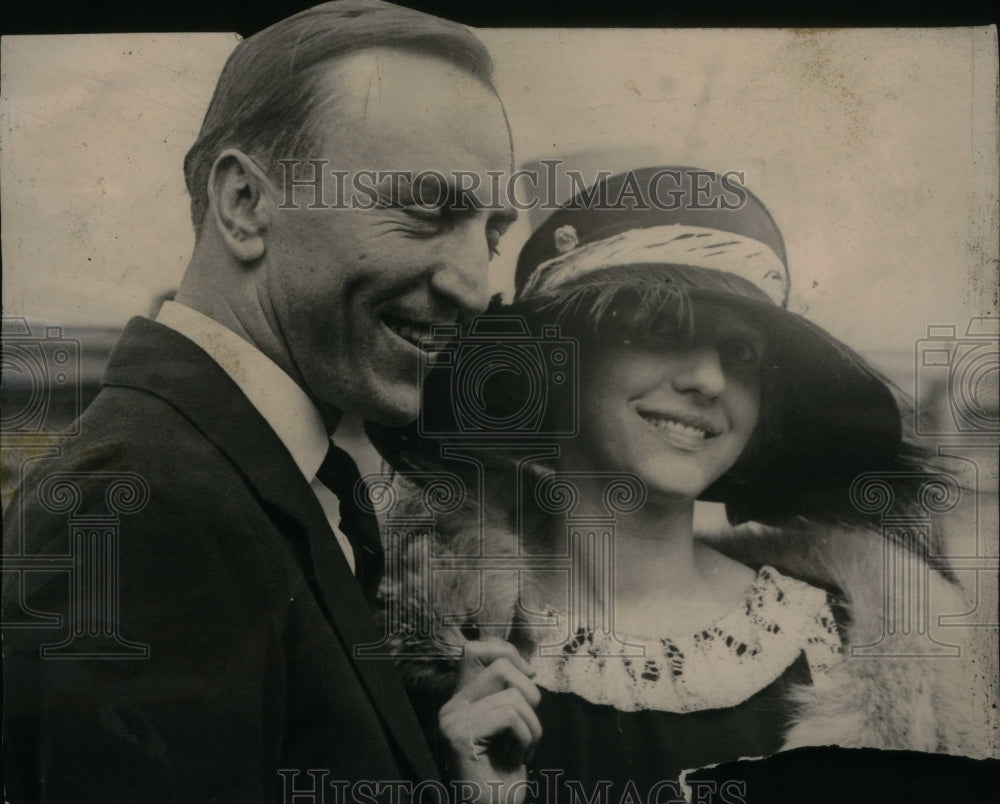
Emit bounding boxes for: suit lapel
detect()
[103,317,438,780]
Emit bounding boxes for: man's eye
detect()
[487,227,502,258]
[402,206,444,224]
[486,216,514,259]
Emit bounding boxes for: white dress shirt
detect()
[156,301,356,572]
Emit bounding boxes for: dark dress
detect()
[521,565,842,802]
[404,565,842,803]
[527,655,811,802]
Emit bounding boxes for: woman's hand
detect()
[438,639,542,804]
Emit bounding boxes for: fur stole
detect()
[704,526,997,759]
[380,505,997,759]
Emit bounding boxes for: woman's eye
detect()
[722,337,763,368]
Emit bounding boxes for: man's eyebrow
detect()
[444,183,519,219]
[372,172,416,202]
[371,174,518,220]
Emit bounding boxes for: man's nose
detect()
[671,345,726,400]
[428,224,492,317]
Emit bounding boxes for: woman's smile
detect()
[635,406,726,451]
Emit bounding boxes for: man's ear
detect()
[207,149,272,263]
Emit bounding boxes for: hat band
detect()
[521,224,789,306]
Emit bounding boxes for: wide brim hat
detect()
[512,166,904,525]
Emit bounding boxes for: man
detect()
[2,2,536,801]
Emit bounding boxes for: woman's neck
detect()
[611,502,700,594]
[544,485,753,636]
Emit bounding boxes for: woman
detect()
[371,168,991,800]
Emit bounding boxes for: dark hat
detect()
[513,167,904,525]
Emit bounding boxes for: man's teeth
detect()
[387,320,432,346]
[640,413,710,439]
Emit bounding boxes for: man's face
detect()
[259,49,516,426]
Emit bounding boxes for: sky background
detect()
[2,28,997,369]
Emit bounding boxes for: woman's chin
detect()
[639,479,710,507]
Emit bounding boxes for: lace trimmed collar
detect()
[529,566,842,714]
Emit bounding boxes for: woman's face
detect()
[559,303,764,503]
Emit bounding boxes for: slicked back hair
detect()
[183,0,496,234]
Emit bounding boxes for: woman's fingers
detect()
[440,687,543,747]
[458,638,535,687]
[445,655,541,710]
[438,638,543,776]
[439,687,543,765]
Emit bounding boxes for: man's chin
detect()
[361,385,421,429]
[312,382,419,432]
[366,406,419,429]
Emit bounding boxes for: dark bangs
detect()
[516,264,773,344]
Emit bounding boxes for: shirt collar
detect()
[156,301,329,481]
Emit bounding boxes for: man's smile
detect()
[382,315,447,351]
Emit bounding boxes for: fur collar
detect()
[381,514,996,759]
[706,526,995,758]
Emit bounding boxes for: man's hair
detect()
[183,0,495,233]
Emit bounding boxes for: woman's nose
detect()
[671,345,726,399]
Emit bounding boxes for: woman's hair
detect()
[509,263,779,451]
[517,262,772,339]
[183,0,496,233]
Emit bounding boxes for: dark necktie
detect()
[315,444,384,606]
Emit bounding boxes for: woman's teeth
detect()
[639,413,712,439]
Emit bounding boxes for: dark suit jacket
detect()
[2,317,438,803]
